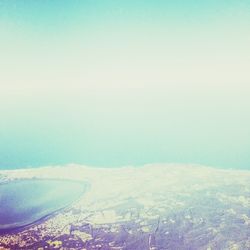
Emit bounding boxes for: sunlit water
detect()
[0,179,85,231]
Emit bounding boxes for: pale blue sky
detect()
[0,0,250,169]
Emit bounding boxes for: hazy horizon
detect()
[0,0,250,170]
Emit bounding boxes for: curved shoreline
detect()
[0,179,89,234]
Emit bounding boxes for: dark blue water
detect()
[0,179,85,231]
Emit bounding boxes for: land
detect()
[0,164,250,250]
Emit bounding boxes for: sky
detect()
[0,0,250,169]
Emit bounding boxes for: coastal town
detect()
[1,164,250,249]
